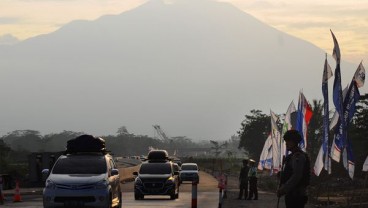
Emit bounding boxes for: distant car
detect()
[173,159,182,167]
[172,163,181,185]
[133,161,179,200]
[179,163,199,184]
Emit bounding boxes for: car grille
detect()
[54,196,95,203]
[143,182,164,189]
[55,184,95,190]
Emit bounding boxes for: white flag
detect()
[314,146,324,176]
[354,62,366,88]
[363,156,368,172]
[258,134,273,170]
[271,110,281,172]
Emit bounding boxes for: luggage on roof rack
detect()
[66,134,106,154]
[147,150,170,161]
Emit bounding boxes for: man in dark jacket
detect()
[277,130,310,208]
[237,159,249,199]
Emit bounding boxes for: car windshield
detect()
[139,163,172,174]
[181,165,198,170]
[52,156,107,174]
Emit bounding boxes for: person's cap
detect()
[283,130,302,143]
[249,159,255,163]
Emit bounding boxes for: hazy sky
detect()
[0,0,367,64]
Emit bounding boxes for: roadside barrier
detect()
[192,181,197,208]
[13,180,22,202]
[217,173,226,208]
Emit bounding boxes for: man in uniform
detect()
[247,159,258,200]
[237,159,249,199]
[277,130,310,208]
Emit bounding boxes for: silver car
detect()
[179,163,199,184]
[42,153,121,208]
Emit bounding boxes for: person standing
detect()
[237,159,249,199]
[277,130,310,208]
[247,159,258,200]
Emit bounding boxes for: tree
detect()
[349,93,368,176]
[0,139,11,172]
[210,140,228,158]
[307,99,323,161]
[238,109,270,159]
[116,126,129,136]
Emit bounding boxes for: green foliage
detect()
[210,140,228,158]
[0,139,11,172]
[307,99,323,162]
[349,93,368,176]
[238,109,270,159]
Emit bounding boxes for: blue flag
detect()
[331,30,345,156]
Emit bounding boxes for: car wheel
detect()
[134,193,140,200]
[107,193,112,208]
[170,193,176,200]
[117,188,122,207]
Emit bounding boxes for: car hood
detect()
[138,174,172,179]
[49,173,106,184]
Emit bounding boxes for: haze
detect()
[0,0,367,140]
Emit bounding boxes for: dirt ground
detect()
[222,176,314,208]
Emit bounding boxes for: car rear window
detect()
[52,156,107,174]
[181,165,198,170]
[139,163,172,174]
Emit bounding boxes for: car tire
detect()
[107,193,112,208]
[170,193,176,200]
[117,188,122,208]
[135,193,144,200]
[134,193,140,200]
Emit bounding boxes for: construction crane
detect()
[153,125,170,141]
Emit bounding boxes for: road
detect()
[0,171,220,208]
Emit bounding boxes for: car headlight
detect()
[135,178,143,186]
[45,180,55,189]
[95,180,108,189]
[166,177,175,184]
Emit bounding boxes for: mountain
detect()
[0,0,357,140]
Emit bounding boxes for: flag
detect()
[258,134,273,170]
[354,62,366,88]
[331,30,341,64]
[363,156,368,172]
[336,63,365,178]
[331,30,345,162]
[271,110,281,172]
[315,56,333,176]
[296,92,313,151]
[329,85,349,130]
[281,101,296,158]
[314,146,324,176]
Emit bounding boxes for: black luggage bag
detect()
[66,134,106,153]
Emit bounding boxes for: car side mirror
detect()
[133,171,138,176]
[42,169,50,181]
[174,171,179,175]
[111,169,119,176]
